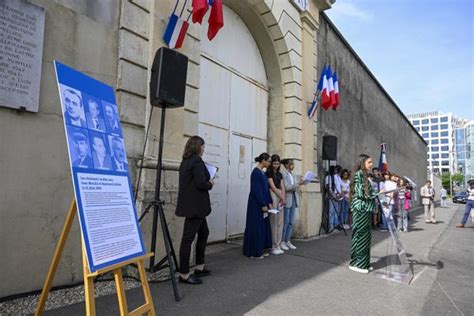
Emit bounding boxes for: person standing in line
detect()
[243,153,273,259]
[378,172,391,231]
[420,180,436,224]
[371,168,383,229]
[397,178,408,232]
[280,159,305,250]
[325,166,342,232]
[349,154,378,274]
[340,169,351,229]
[266,154,286,255]
[456,180,474,228]
[175,136,214,285]
[440,187,447,207]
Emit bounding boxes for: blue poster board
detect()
[54,61,145,272]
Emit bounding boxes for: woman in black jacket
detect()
[175,136,214,284]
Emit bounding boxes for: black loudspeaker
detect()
[322,135,337,160]
[150,47,188,108]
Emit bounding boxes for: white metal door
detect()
[199,124,229,241]
[227,134,253,236]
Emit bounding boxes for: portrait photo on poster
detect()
[108,136,128,172]
[83,93,107,133]
[89,131,113,171]
[59,84,87,128]
[66,126,93,169]
[102,101,122,136]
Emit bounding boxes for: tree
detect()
[440,173,465,194]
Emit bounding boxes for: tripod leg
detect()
[158,204,181,301]
[161,207,179,270]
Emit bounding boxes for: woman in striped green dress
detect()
[349,154,378,274]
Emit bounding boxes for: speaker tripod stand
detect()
[136,106,180,302]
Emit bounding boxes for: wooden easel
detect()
[35,199,156,315]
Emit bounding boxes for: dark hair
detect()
[372,167,379,171]
[183,136,205,159]
[351,154,371,198]
[382,171,391,178]
[335,165,342,173]
[341,169,349,179]
[281,158,294,167]
[254,152,270,163]
[269,154,281,172]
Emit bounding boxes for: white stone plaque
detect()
[0,0,45,112]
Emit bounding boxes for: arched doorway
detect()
[198,5,268,241]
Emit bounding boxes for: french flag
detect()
[308,64,327,119]
[163,13,189,49]
[332,71,340,110]
[321,67,331,111]
[327,66,336,109]
[378,143,389,173]
[192,0,209,24]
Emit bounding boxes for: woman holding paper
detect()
[349,154,378,274]
[280,159,305,250]
[175,136,214,284]
[243,153,273,259]
[266,154,286,255]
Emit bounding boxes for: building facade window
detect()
[441,153,449,159]
[440,124,449,130]
[422,119,429,124]
[431,118,438,123]
[413,120,420,125]
[441,161,449,166]
[431,132,439,137]
[440,138,449,144]
[422,126,429,131]
[431,146,439,152]
[441,131,448,137]
[442,168,449,173]
[431,125,439,130]
[441,146,449,151]
[422,133,429,138]
[432,139,439,145]
[440,116,448,122]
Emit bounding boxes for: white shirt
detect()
[384,180,397,204]
[341,180,350,199]
[467,187,474,201]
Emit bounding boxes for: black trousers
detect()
[179,217,209,274]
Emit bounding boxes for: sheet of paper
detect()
[268,208,280,214]
[205,162,218,179]
[303,171,315,184]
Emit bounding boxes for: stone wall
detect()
[316,14,428,194]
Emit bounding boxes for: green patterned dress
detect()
[350,170,378,269]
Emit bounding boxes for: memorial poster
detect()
[54,61,145,272]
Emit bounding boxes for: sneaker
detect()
[425,220,431,223]
[271,249,284,255]
[368,266,374,271]
[349,265,369,274]
[287,241,297,250]
[263,252,270,257]
[280,243,289,251]
[344,224,351,229]
[456,224,464,228]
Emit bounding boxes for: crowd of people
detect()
[324,164,418,233]
[242,153,306,258]
[172,136,448,282]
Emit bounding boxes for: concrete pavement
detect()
[45,202,473,315]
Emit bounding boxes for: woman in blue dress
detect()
[243,153,273,259]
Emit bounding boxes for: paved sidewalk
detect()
[46,203,473,315]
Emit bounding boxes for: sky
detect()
[325,0,474,120]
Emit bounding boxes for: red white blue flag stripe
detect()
[163,13,189,49]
